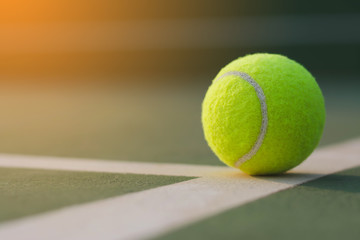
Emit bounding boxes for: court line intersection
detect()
[0,138,359,240]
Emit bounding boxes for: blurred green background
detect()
[0,0,359,165]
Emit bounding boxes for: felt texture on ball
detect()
[202,53,326,175]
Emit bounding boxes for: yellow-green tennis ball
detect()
[202,53,326,175]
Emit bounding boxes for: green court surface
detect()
[0,167,193,223]
[0,79,359,239]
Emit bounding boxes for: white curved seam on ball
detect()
[215,71,268,167]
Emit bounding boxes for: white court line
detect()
[0,139,359,240]
[0,154,234,177]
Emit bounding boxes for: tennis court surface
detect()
[0,82,359,240]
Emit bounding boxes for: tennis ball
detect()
[202,53,325,175]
